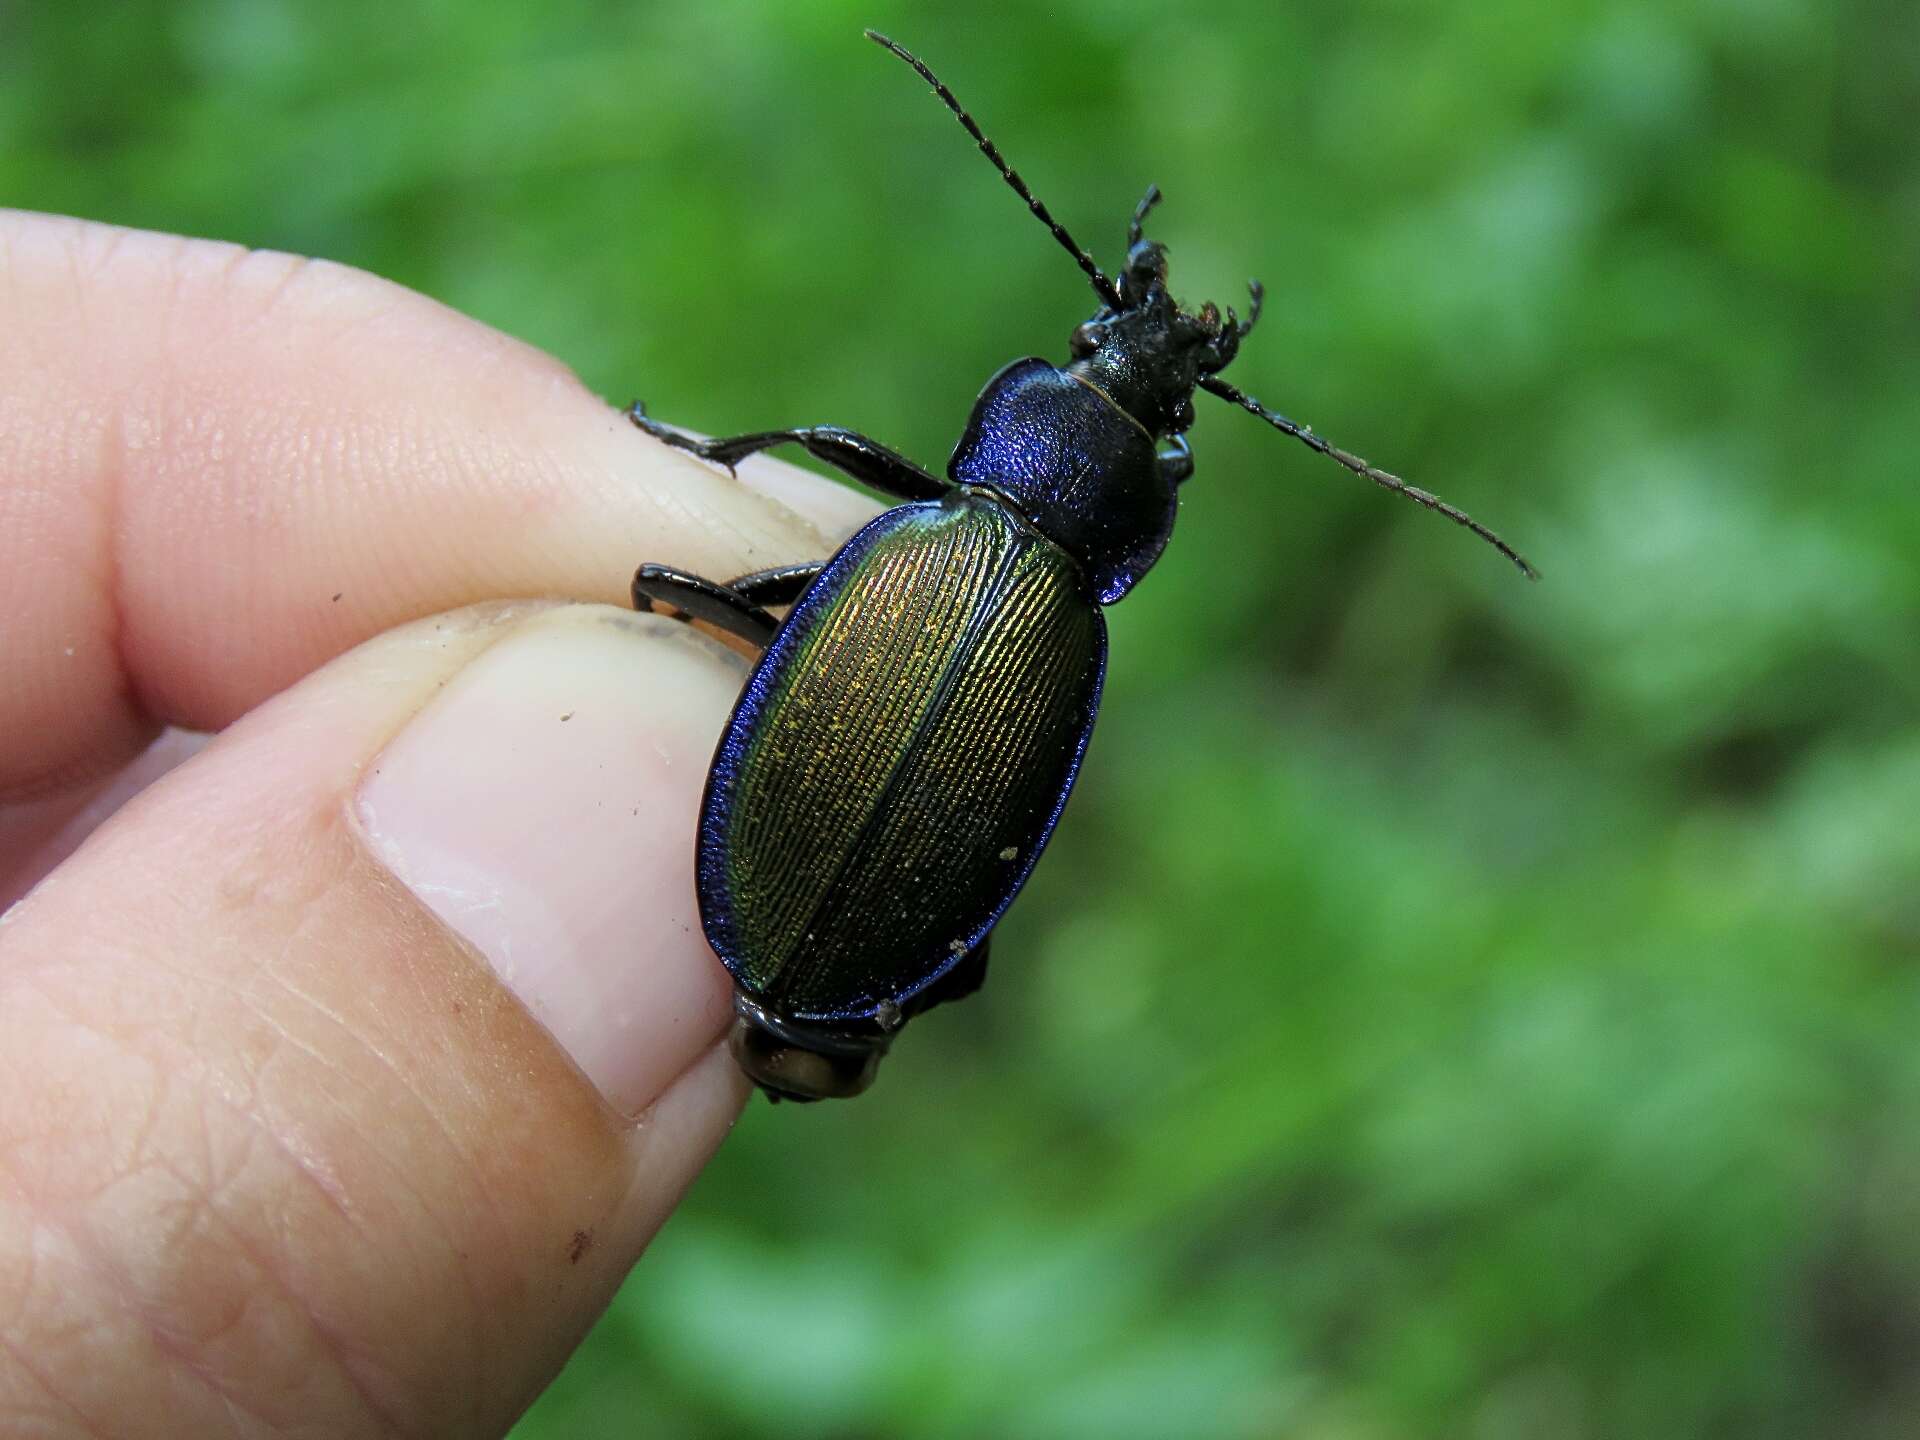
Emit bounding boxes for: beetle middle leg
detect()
[629,402,951,502]
[632,561,830,653]
[631,564,782,650]
[726,562,825,609]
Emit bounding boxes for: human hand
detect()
[0,210,878,1436]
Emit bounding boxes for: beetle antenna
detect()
[1200,375,1538,578]
[867,30,1124,310]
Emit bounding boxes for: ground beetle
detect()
[629,32,1535,1102]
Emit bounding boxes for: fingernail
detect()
[354,606,744,1115]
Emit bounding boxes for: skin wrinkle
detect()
[0,1319,110,1440]
[251,908,504,1398]
[264,960,495,1205]
[120,1163,329,1440]
[2,414,142,804]
[615,1041,740,1225]
[247,887,528,1417]
[102,390,154,771]
[258,934,495,1232]
[0,1163,198,1438]
[1,978,738,1440]
[147,1144,408,1439]
[209,1016,476,1434]
[237,250,320,334]
[108,1150,396,1440]
[0,1164,75,1436]
[224,1059,460,1413]
[56,212,97,312]
[192,240,354,362]
[8,989,411,1439]
[5,881,461,1432]
[196,1002,361,1230]
[0,1179,31,1341]
[1,962,170,1168]
[0,1013,217,1374]
[11,224,155,790]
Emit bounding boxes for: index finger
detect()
[0,210,879,801]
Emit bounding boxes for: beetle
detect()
[628,31,1535,1101]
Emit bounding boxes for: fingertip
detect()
[354,605,748,1115]
[0,212,882,802]
[733,451,887,544]
[0,602,755,1432]
[621,1041,754,1239]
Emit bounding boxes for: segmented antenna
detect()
[1200,376,1539,578]
[866,30,1123,310]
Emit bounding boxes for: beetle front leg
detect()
[631,563,782,651]
[1159,433,1194,486]
[629,402,952,502]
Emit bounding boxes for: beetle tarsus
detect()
[628,401,742,477]
[1157,434,1195,487]
[1128,184,1162,247]
[1239,280,1264,338]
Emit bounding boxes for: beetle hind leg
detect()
[906,935,991,1018]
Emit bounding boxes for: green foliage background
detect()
[7,0,1917,1434]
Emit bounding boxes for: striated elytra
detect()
[628,31,1536,1101]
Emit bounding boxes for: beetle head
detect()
[870,28,1537,579]
[1066,235,1258,443]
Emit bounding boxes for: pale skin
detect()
[0,210,882,1436]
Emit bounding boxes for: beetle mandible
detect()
[627,31,1535,1102]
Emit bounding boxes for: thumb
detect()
[0,601,751,1436]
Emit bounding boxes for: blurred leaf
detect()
[8,1,1918,1434]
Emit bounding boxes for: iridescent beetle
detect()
[629,31,1535,1101]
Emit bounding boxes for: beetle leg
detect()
[631,563,780,649]
[1158,433,1194,486]
[1238,279,1264,338]
[905,935,992,1017]
[1127,183,1162,247]
[628,403,952,502]
[726,562,826,609]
